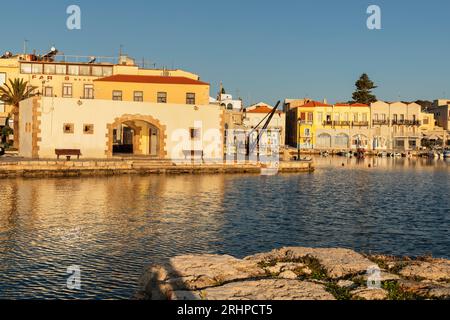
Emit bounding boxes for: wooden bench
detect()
[182,150,204,161]
[55,149,82,161]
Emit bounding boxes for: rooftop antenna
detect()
[23,39,29,54]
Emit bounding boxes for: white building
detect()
[243,103,286,146]
[217,93,243,111]
[19,97,224,160]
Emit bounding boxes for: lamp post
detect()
[297,119,301,161]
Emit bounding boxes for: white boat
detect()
[428,151,438,159]
[443,150,450,159]
[260,162,279,176]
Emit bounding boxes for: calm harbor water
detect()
[0,157,449,299]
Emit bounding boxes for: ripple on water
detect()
[0,157,449,299]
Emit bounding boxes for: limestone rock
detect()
[278,271,299,280]
[337,280,356,289]
[247,247,375,279]
[358,271,401,282]
[172,280,335,301]
[399,260,450,282]
[136,254,265,299]
[351,288,388,300]
[398,279,450,299]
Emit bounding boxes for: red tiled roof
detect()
[299,101,332,108]
[335,103,369,107]
[94,74,209,86]
[247,106,282,114]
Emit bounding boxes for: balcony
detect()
[353,121,369,127]
[299,120,313,125]
[333,121,352,127]
[392,120,421,126]
[373,120,390,126]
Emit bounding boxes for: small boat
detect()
[356,148,366,159]
[320,151,330,158]
[427,151,438,159]
[377,152,388,158]
[260,162,279,176]
[443,150,450,159]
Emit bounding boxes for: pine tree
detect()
[352,73,377,105]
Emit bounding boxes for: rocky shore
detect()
[135,247,450,300]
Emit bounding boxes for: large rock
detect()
[399,260,450,282]
[136,254,265,299]
[246,247,375,279]
[171,280,335,301]
[398,280,450,299]
[351,288,388,300]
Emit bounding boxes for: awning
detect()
[424,134,443,140]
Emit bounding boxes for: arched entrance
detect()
[317,133,332,149]
[106,115,167,158]
[334,133,349,148]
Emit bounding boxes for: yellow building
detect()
[287,100,372,150]
[93,74,210,105]
[0,51,201,126]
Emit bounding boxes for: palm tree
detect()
[0,78,36,149]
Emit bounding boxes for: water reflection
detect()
[0,158,449,299]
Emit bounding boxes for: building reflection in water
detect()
[0,158,449,299]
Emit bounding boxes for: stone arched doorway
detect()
[106,114,167,158]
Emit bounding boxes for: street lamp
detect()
[297,119,301,161]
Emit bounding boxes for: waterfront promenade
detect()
[0,157,313,178]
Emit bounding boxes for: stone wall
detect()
[0,160,313,178]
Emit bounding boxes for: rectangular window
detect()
[134,91,144,102]
[0,73,5,112]
[20,63,32,74]
[92,66,103,77]
[83,124,94,135]
[344,112,349,121]
[44,86,53,97]
[157,92,167,103]
[373,114,379,121]
[362,113,368,122]
[44,64,56,75]
[62,83,73,98]
[317,112,323,124]
[32,64,43,74]
[308,112,314,123]
[55,65,67,75]
[84,84,94,99]
[186,93,196,105]
[190,128,201,140]
[68,65,79,76]
[334,113,340,122]
[381,114,386,121]
[79,65,91,76]
[353,113,359,122]
[63,123,74,134]
[102,67,113,77]
[112,90,123,101]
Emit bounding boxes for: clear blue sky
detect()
[2,0,450,105]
